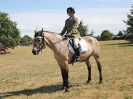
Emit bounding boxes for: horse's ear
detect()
[41,28,44,36]
[42,28,43,32]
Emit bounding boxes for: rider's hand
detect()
[64,35,68,38]
[62,35,68,40]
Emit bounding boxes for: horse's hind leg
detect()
[94,55,103,84]
[85,59,92,83]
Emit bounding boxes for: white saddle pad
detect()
[68,38,88,54]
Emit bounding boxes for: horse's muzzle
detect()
[32,50,39,55]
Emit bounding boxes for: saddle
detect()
[67,37,89,64]
[68,38,88,54]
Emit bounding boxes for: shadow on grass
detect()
[0,84,63,98]
[106,42,133,47]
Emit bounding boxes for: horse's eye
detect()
[38,39,42,42]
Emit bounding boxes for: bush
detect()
[20,35,33,46]
[0,35,16,48]
[100,30,113,41]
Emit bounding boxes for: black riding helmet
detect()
[67,7,75,13]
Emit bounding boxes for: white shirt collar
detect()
[69,16,74,20]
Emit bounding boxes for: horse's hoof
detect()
[64,89,69,92]
[99,81,103,84]
[86,80,91,84]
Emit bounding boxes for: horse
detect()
[32,29,103,92]
[0,43,8,54]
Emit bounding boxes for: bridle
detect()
[34,30,67,53]
[34,35,45,52]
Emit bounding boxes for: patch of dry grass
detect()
[0,40,133,99]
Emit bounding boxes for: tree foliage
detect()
[124,5,133,39]
[117,31,123,36]
[113,31,125,40]
[78,21,88,36]
[0,12,20,48]
[20,35,33,46]
[100,30,113,41]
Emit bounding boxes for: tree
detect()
[78,21,88,36]
[95,35,101,41]
[89,29,94,36]
[0,35,16,48]
[113,31,124,40]
[20,35,33,46]
[124,5,133,39]
[117,31,123,36]
[0,12,20,48]
[100,30,113,41]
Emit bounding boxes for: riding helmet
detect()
[67,7,75,13]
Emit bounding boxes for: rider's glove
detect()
[64,35,68,39]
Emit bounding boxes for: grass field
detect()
[0,40,133,99]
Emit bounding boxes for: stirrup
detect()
[75,56,80,61]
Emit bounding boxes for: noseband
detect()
[34,35,46,51]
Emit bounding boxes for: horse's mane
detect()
[43,31,62,40]
[43,31,59,35]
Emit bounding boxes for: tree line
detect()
[97,5,133,41]
[0,5,133,48]
[0,12,33,48]
[79,5,133,42]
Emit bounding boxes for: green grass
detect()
[0,40,133,99]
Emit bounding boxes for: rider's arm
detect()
[60,20,68,36]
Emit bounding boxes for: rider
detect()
[60,7,80,61]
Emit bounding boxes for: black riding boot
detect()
[75,48,80,61]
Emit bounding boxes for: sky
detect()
[0,0,132,37]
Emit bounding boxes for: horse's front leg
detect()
[61,68,69,92]
[85,59,92,83]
